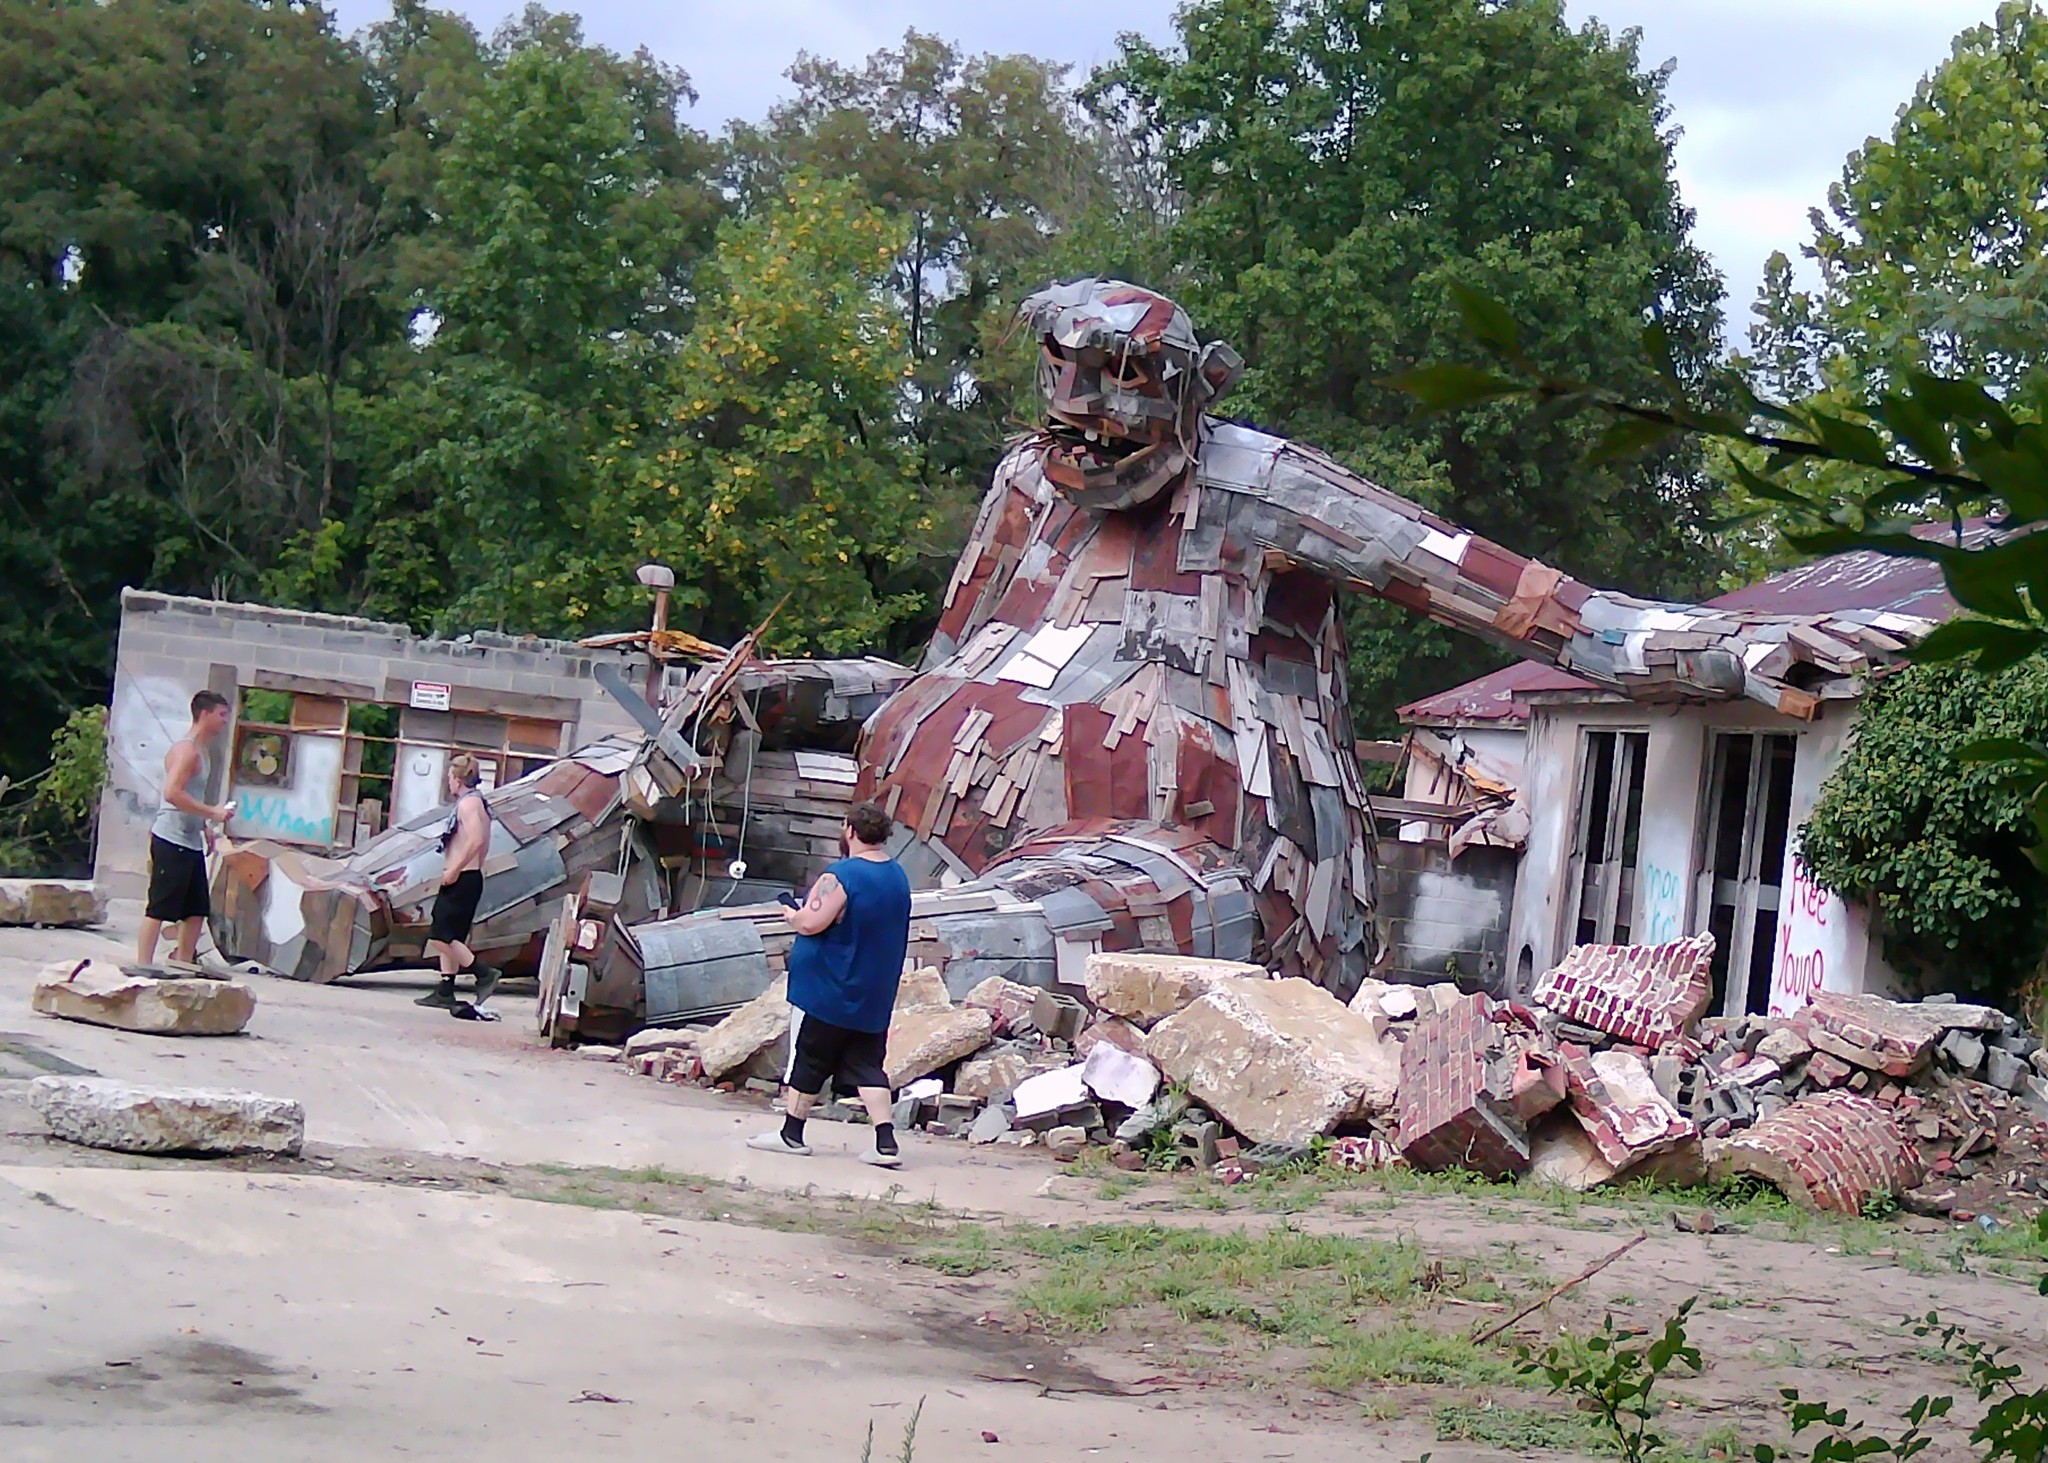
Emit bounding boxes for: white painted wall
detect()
[1504,695,1900,1011]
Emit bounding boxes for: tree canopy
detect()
[2,0,1742,858]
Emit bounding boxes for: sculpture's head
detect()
[1018,277,1244,511]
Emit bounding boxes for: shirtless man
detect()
[416,753,502,1010]
[138,689,235,968]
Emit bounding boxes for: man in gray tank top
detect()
[138,689,235,968]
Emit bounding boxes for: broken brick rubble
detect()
[1530,935,1714,1050]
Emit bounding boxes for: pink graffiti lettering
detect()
[1774,921,1825,1009]
[1789,858,1830,926]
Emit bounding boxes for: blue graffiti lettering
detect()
[1640,862,1684,942]
[235,794,333,845]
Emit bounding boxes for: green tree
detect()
[302,9,724,632]
[1751,2,2048,401]
[1721,2,2048,577]
[0,0,389,781]
[728,31,1120,604]
[1090,0,1727,730]
[554,174,932,654]
[1801,663,2048,1004]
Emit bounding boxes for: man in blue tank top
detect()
[748,801,913,1168]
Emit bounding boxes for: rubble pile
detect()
[608,935,2048,1218]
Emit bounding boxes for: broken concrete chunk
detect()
[698,978,791,1082]
[962,976,1039,1032]
[1527,1115,1622,1192]
[1046,1126,1088,1160]
[1083,951,1264,1028]
[885,1006,994,1089]
[1984,1046,2030,1092]
[1144,977,1400,1146]
[1012,1064,1089,1122]
[623,1027,700,1059]
[895,965,952,1012]
[1530,935,1714,1049]
[1937,1030,1986,1072]
[1030,987,1086,1042]
[32,960,255,1037]
[1081,1041,1160,1110]
[30,1076,303,1156]
[1706,1090,1923,1215]
[0,879,107,928]
[1755,1024,1813,1067]
[1074,1016,1147,1060]
[1376,985,1420,1020]
[954,1045,1034,1101]
[969,1105,1013,1144]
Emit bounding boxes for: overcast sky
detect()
[327,0,2002,345]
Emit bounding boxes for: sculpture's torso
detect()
[856,419,1377,990]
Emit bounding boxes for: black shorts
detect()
[429,869,484,945]
[146,835,210,923]
[785,1010,890,1095]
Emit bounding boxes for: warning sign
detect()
[409,681,452,712]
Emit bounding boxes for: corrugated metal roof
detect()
[1399,522,1990,726]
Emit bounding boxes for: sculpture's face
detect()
[1019,278,1243,511]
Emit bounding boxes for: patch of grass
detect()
[1325,1324,1523,1388]
[1434,1399,1612,1452]
[989,1221,1526,1390]
[910,1226,1006,1277]
[1655,1422,1748,1463]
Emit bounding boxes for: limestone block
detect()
[1143,977,1402,1146]
[896,965,952,1012]
[963,976,1040,1031]
[955,1046,1034,1101]
[1075,1017,1147,1059]
[30,1076,303,1156]
[0,879,106,928]
[1081,1041,1160,1109]
[32,960,255,1036]
[1083,951,1265,1028]
[623,1028,699,1059]
[885,1006,994,1089]
[698,978,791,1082]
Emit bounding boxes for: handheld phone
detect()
[776,891,801,909]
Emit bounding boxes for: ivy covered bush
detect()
[1803,662,2048,1011]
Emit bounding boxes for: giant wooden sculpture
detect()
[634,278,1921,1014]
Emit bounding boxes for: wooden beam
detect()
[252,668,380,701]
[381,675,579,724]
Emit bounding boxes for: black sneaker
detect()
[415,982,457,1008]
[471,963,501,1005]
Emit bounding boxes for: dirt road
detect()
[1,919,2042,1463]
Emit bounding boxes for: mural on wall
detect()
[229,734,343,847]
[106,673,200,822]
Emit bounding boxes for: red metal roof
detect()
[1398,524,1989,726]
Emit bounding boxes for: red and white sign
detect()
[409,681,452,712]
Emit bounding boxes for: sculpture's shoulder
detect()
[1194,417,1382,501]
[1193,417,1289,494]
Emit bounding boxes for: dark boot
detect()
[415,977,457,1008]
[470,963,501,1005]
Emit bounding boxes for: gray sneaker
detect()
[414,982,456,1008]
[746,1131,812,1157]
[471,963,501,1004]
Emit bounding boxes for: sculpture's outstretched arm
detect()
[1206,428,1919,719]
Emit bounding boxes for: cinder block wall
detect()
[97,589,652,899]
[1376,840,1519,994]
